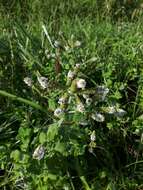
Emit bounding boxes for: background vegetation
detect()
[0,0,143,189]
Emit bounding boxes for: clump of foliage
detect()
[0,1,143,189]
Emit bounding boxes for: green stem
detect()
[75,158,91,190]
[0,89,46,112]
[125,160,143,168]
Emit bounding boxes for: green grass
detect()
[0,1,143,190]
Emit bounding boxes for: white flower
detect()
[65,45,70,51]
[74,40,81,47]
[96,85,109,101]
[67,70,75,80]
[54,40,61,48]
[86,98,92,106]
[33,145,45,160]
[51,53,56,58]
[37,76,48,89]
[114,109,127,117]
[54,108,63,117]
[75,63,80,68]
[23,77,32,87]
[105,106,126,117]
[106,106,116,114]
[91,113,105,122]
[58,97,67,105]
[76,79,86,90]
[89,147,93,153]
[76,103,85,113]
[90,131,96,141]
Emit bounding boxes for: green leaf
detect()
[47,119,63,141]
[39,132,47,144]
[10,150,21,162]
[54,141,67,156]
[48,99,56,110]
[47,173,57,180]
[47,123,59,141]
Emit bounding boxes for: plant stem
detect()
[75,157,91,190]
[0,90,46,112]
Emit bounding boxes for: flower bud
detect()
[23,77,32,87]
[90,131,96,141]
[33,145,45,160]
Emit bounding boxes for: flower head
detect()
[33,145,45,160]
[54,108,63,117]
[75,63,80,68]
[114,108,127,117]
[76,103,85,113]
[86,98,92,106]
[96,85,109,101]
[58,97,67,105]
[91,113,105,122]
[54,40,62,48]
[106,106,116,114]
[67,70,75,80]
[90,131,96,141]
[23,77,32,87]
[74,40,81,47]
[37,76,48,89]
[105,106,126,117]
[76,79,86,90]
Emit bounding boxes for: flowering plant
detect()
[0,28,128,190]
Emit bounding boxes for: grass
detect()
[0,0,143,189]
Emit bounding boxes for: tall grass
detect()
[0,0,143,190]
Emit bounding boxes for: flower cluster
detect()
[23,75,48,89]
[53,62,127,125]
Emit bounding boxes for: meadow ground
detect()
[0,1,143,189]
